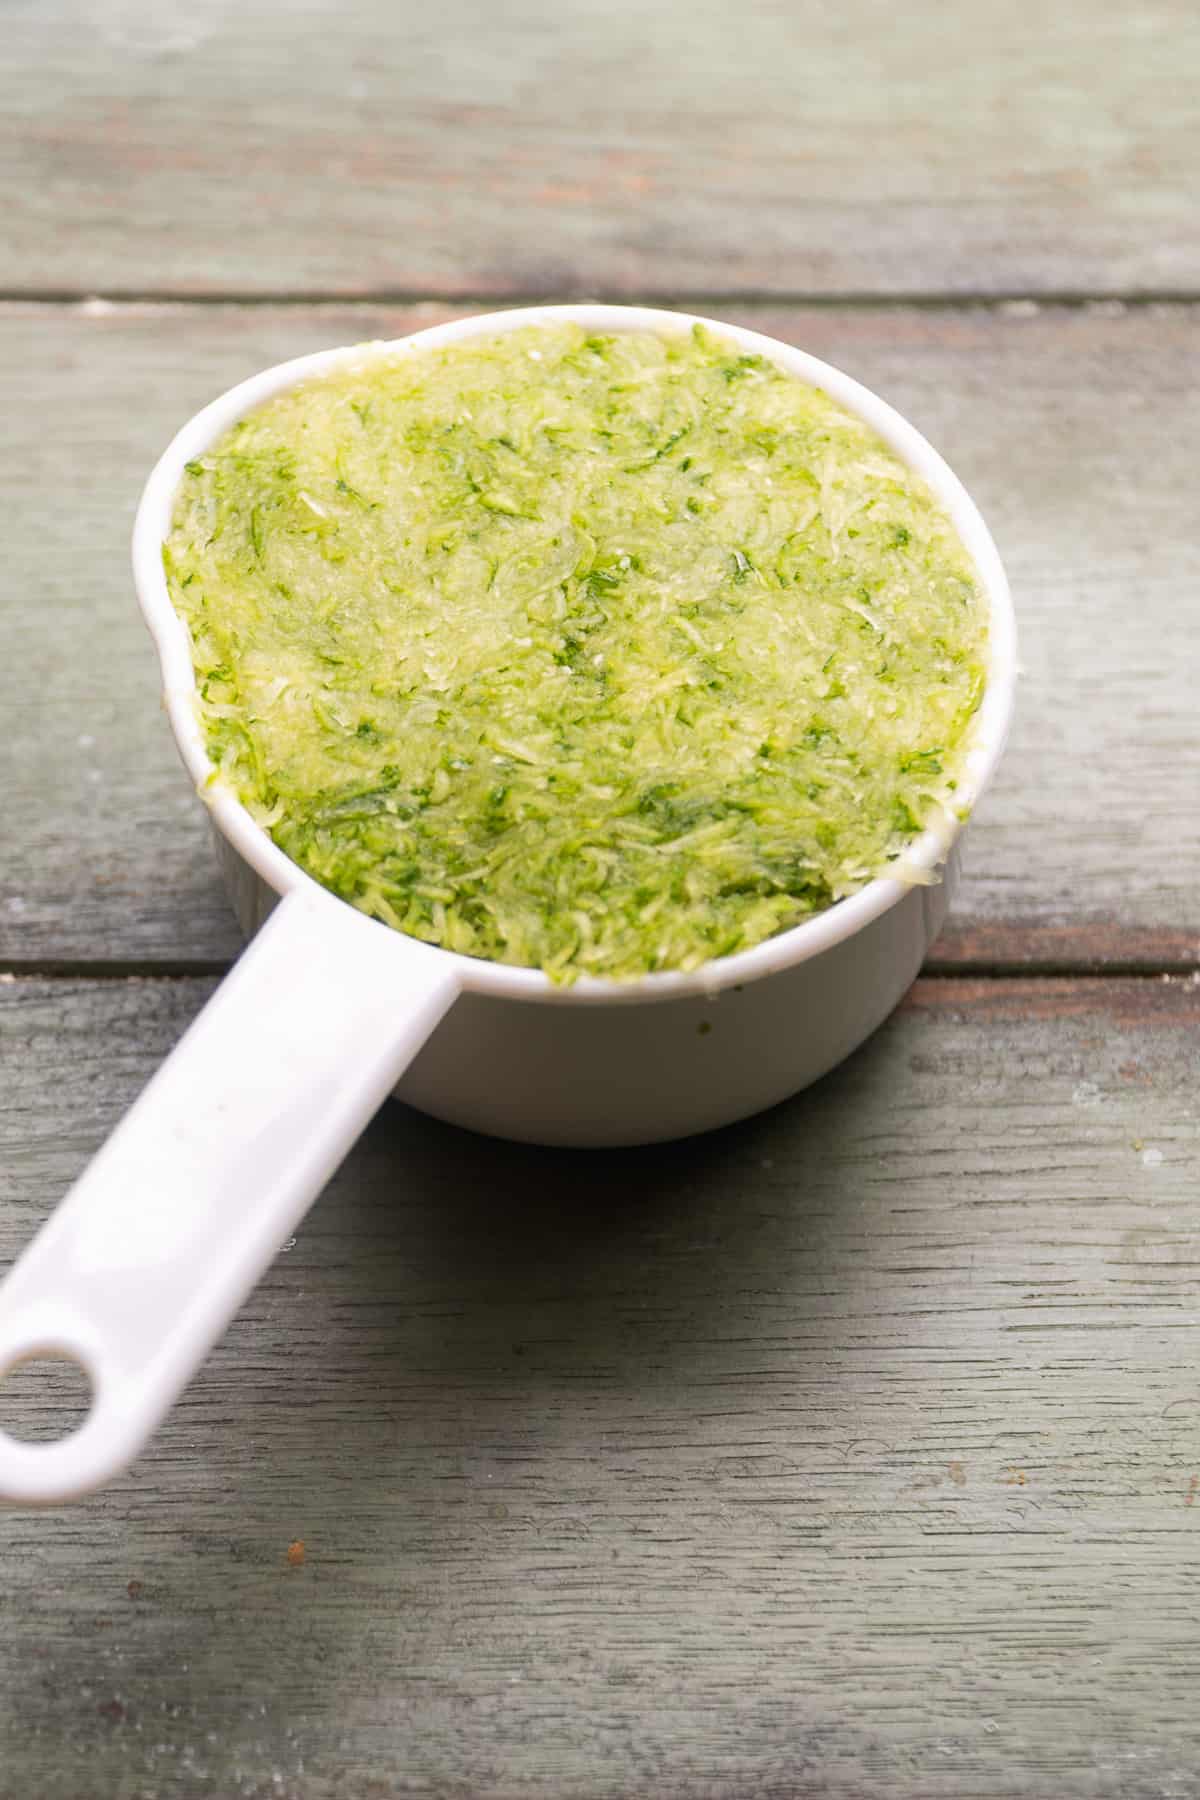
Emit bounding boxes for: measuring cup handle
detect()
[0,889,460,1505]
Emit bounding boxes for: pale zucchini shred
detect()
[165,324,988,983]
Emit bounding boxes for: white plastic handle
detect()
[0,890,460,1505]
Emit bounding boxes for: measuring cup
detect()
[0,306,1016,1504]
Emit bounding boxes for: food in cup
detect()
[164,322,987,982]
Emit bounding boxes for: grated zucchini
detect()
[165,323,988,982]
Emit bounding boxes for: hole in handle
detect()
[0,1352,94,1445]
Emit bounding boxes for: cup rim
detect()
[132,302,1017,1008]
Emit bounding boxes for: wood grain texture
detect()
[4,0,1198,300]
[2,299,1198,969]
[2,972,1200,1797]
[5,6,1197,1794]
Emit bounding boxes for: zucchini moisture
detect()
[166,324,988,981]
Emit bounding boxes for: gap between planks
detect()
[3,928,1199,985]
[2,290,1200,312]
[2,966,1199,994]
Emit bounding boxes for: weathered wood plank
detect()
[2,972,1199,1796]
[5,1,1198,300]
[3,299,1197,969]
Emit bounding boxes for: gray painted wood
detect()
[5,5,1197,1794]
[2,972,1199,1796]
[2,300,1197,970]
[5,0,1198,300]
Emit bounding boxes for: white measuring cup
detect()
[0,306,1016,1504]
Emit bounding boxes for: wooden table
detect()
[2,5,1198,1794]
